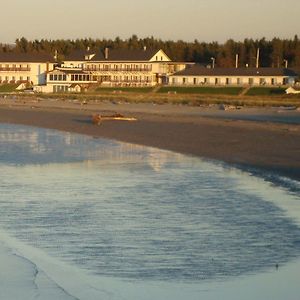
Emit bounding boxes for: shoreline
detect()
[0,98,300,181]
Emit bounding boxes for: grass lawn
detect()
[0,84,19,92]
[157,86,244,95]
[246,87,286,96]
[95,87,154,93]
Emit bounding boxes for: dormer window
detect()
[84,54,95,60]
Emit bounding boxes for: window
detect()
[226,78,230,85]
[271,78,277,85]
[248,78,254,85]
[183,78,186,84]
[53,85,68,93]
[49,75,54,81]
[20,76,23,81]
[259,78,265,85]
[27,76,30,82]
[236,78,241,85]
[193,78,197,85]
[215,78,219,85]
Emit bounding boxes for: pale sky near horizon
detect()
[1,0,299,43]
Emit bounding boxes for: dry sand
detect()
[0,97,299,180]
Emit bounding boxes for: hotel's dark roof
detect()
[65,49,103,61]
[65,48,161,62]
[172,65,298,77]
[0,52,55,63]
[103,49,159,61]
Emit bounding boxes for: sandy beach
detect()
[1,96,300,180]
[0,97,300,180]
[1,97,300,180]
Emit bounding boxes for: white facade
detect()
[38,68,97,93]
[169,66,297,87]
[0,61,54,86]
[61,49,186,87]
[169,75,294,86]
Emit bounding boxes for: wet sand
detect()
[0,98,300,180]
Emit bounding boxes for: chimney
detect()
[256,48,260,69]
[105,47,109,60]
[54,49,58,61]
[235,54,239,68]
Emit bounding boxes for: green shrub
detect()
[95,87,154,93]
[157,86,243,95]
[246,87,286,96]
[0,84,19,92]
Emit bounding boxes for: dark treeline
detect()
[1,35,300,68]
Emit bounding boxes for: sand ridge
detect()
[0,98,299,180]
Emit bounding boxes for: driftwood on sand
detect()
[92,113,137,125]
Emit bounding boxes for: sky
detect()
[1,0,299,43]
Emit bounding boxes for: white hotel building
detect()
[0,49,298,93]
[0,52,55,86]
[169,65,298,86]
[37,48,186,93]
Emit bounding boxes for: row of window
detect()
[49,74,153,82]
[49,74,96,82]
[49,74,67,81]
[173,77,283,85]
[155,56,165,61]
[70,75,96,81]
[0,64,31,70]
[84,64,152,71]
[53,85,69,93]
[111,75,153,81]
[0,76,30,82]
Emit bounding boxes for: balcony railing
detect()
[83,68,152,72]
[105,79,152,83]
[0,67,31,72]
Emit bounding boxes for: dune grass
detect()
[246,87,286,96]
[95,87,154,93]
[157,86,244,95]
[0,84,19,93]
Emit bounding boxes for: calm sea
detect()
[0,123,300,299]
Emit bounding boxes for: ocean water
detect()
[0,123,300,299]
